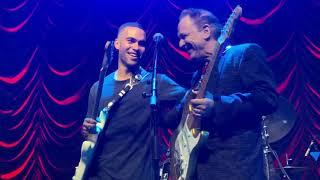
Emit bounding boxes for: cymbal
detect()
[264,96,297,143]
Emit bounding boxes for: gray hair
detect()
[180,8,222,39]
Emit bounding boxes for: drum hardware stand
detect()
[285,154,292,166]
[262,116,292,180]
[159,150,170,180]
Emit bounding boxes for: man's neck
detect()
[203,39,218,58]
[115,65,139,81]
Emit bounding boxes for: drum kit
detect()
[262,96,310,180]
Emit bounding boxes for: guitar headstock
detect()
[102,41,115,69]
[218,5,242,44]
[105,41,111,49]
[104,41,115,53]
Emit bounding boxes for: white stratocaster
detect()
[73,107,109,180]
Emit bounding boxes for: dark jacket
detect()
[197,43,278,180]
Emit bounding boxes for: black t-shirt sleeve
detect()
[158,74,186,101]
[158,74,186,128]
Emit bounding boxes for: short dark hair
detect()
[179,8,222,39]
[117,22,145,36]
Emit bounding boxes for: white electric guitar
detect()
[73,109,108,180]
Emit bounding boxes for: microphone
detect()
[153,33,164,44]
[304,140,315,157]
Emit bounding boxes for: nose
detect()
[179,39,185,48]
[131,42,139,50]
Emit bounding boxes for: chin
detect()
[189,53,201,61]
[191,51,207,60]
[126,61,139,67]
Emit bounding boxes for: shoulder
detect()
[158,74,177,85]
[226,43,264,55]
[223,43,266,65]
[157,73,184,90]
[90,71,115,92]
[158,73,171,81]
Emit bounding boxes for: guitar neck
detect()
[195,42,221,99]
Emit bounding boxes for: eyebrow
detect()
[126,37,146,45]
[126,36,145,40]
[178,32,187,38]
[126,37,136,41]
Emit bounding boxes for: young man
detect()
[82,22,185,179]
[176,9,278,179]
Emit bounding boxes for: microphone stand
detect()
[150,37,160,180]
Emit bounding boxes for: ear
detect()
[114,38,120,50]
[202,24,211,40]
